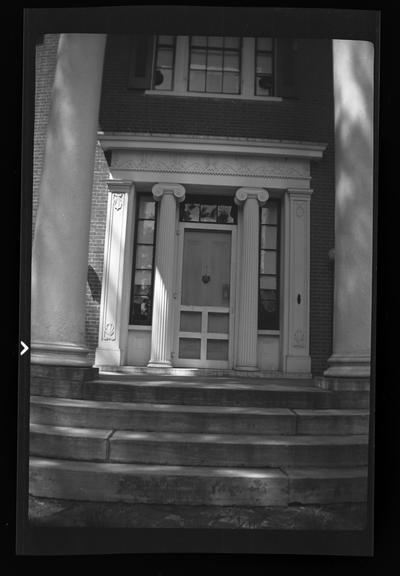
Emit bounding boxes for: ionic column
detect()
[31,34,106,367]
[95,180,134,367]
[148,183,185,367]
[324,40,374,381]
[235,187,269,370]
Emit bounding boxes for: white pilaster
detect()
[31,34,107,366]
[148,183,185,367]
[95,179,134,366]
[283,188,313,374]
[324,40,374,379]
[234,187,269,370]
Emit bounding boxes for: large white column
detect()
[95,179,134,367]
[324,40,374,379]
[31,34,107,366]
[148,183,185,367]
[283,188,313,374]
[234,187,269,370]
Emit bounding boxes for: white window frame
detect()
[146,35,282,102]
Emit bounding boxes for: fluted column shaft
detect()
[148,183,185,367]
[31,34,106,366]
[235,187,269,370]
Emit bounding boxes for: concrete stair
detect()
[29,374,370,508]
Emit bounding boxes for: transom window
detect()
[188,36,241,94]
[129,195,158,325]
[259,201,280,330]
[180,196,237,224]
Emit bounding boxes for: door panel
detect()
[176,227,233,367]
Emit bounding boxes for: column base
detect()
[324,354,370,379]
[31,341,92,367]
[95,346,122,367]
[284,355,311,374]
[147,360,173,368]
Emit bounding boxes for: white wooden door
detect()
[174,223,235,368]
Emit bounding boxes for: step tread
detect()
[29,457,368,479]
[293,409,369,416]
[30,423,113,439]
[111,430,368,445]
[30,396,295,417]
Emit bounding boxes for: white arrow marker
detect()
[20,341,29,356]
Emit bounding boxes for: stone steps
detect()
[29,457,368,506]
[29,374,370,508]
[30,396,370,435]
[30,423,368,468]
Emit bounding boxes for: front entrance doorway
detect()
[174,223,236,368]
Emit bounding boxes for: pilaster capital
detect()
[234,187,269,206]
[105,179,134,194]
[287,187,313,198]
[152,183,186,203]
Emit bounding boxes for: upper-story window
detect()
[188,36,241,94]
[130,35,297,99]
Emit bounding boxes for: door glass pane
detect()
[260,276,277,290]
[179,338,201,359]
[181,230,231,307]
[260,251,277,274]
[261,225,277,249]
[180,311,202,332]
[136,245,153,269]
[200,204,217,222]
[208,313,229,333]
[261,204,278,225]
[135,269,152,287]
[138,199,156,219]
[207,339,228,360]
[136,220,155,244]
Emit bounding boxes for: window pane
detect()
[260,276,277,290]
[260,251,277,274]
[257,37,273,51]
[155,68,173,90]
[224,37,240,49]
[208,50,223,70]
[182,203,200,221]
[256,53,273,74]
[191,49,206,69]
[224,52,239,72]
[208,36,223,47]
[200,204,217,222]
[157,47,173,68]
[136,220,155,244]
[217,205,235,223]
[192,36,207,47]
[208,313,229,334]
[158,35,174,46]
[256,76,273,96]
[189,70,206,92]
[134,269,152,287]
[138,199,156,219]
[222,72,240,94]
[136,245,153,269]
[179,338,201,359]
[207,339,228,361]
[261,204,278,225]
[260,296,278,314]
[180,311,202,332]
[261,225,277,249]
[206,71,223,93]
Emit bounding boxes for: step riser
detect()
[29,459,368,506]
[31,431,368,468]
[30,403,370,436]
[30,405,296,435]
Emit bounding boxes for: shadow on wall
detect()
[87,264,101,303]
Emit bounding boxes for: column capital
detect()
[105,179,134,194]
[234,187,269,206]
[152,183,186,203]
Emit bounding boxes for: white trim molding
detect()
[95,179,134,366]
